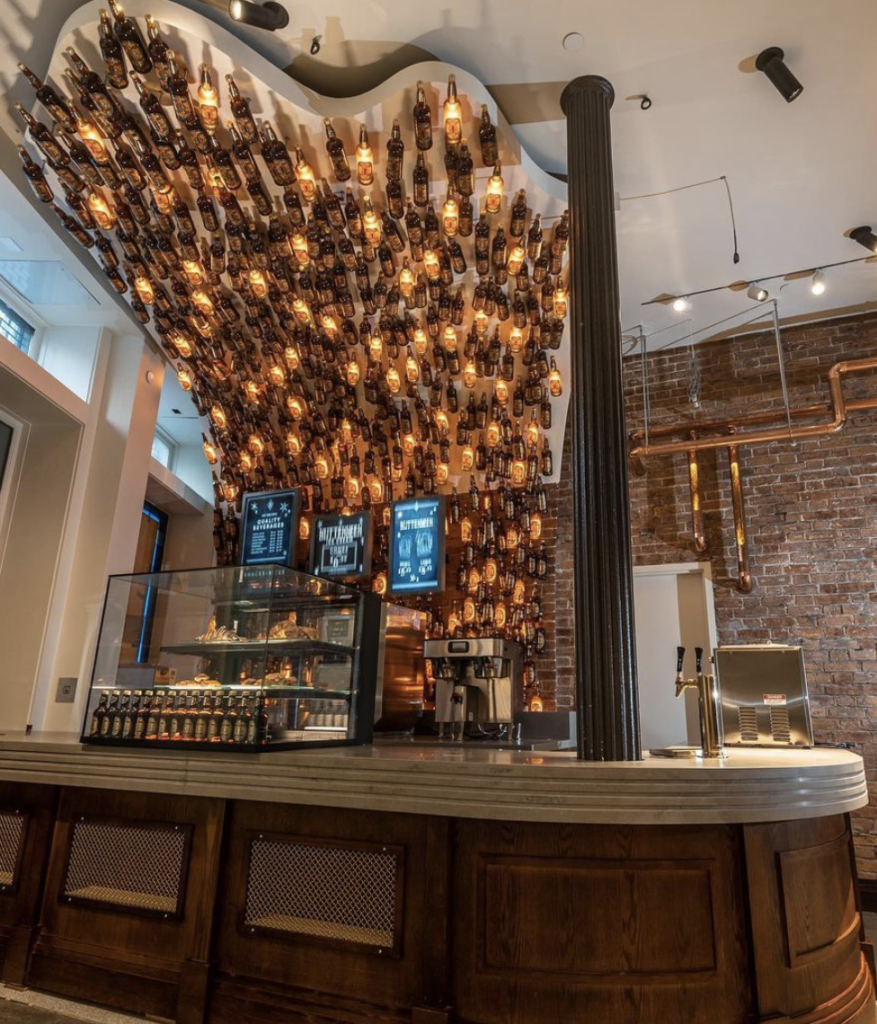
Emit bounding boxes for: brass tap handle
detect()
[676,646,685,675]
[695,647,703,675]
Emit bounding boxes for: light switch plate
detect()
[56,677,77,703]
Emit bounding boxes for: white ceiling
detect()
[0,0,874,348]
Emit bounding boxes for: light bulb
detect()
[386,365,401,393]
[267,363,285,386]
[299,517,310,540]
[87,190,115,231]
[507,243,525,276]
[182,260,204,286]
[356,124,374,186]
[443,75,462,147]
[443,325,458,350]
[495,378,509,405]
[461,445,474,471]
[210,404,227,430]
[197,64,219,133]
[291,232,310,266]
[286,431,301,454]
[463,361,477,388]
[284,346,300,369]
[399,261,415,297]
[672,296,689,313]
[248,268,267,298]
[460,517,473,542]
[202,439,218,464]
[294,150,317,202]
[346,359,361,386]
[402,434,416,457]
[134,276,155,305]
[436,464,449,485]
[509,326,524,354]
[485,164,504,214]
[811,269,826,295]
[486,420,501,447]
[176,367,193,390]
[554,284,568,318]
[423,248,441,281]
[414,327,428,356]
[442,195,459,237]
[314,454,330,479]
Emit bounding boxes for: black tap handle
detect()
[695,647,704,674]
[676,646,685,673]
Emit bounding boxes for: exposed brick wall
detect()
[548,311,877,875]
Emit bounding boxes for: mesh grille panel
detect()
[0,812,25,887]
[770,707,792,744]
[737,707,759,743]
[245,838,399,948]
[63,819,187,915]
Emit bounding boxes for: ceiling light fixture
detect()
[747,283,769,301]
[850,225,877,254]
[810,269,826,295]
[672,296,689,312]
[228,0,289,30]
[755,46,803,103]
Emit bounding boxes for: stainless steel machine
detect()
[423,638,524,741]
[714,643,814,748]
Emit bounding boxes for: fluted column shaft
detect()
[561,76,641,761]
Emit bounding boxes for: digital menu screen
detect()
[239,489,301,568]
[388,496,446,595]
[309,512,373,580]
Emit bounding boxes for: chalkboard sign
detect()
[239,489,301,568]
[309,512,373,580]
[388,496,446,595]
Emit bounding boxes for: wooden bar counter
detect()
[0,735,871,1024]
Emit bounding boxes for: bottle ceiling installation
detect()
[17,0,571,695]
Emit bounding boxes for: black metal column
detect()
[560,76,641,761]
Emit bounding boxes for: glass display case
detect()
[81,565,382,751]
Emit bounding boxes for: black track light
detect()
[850,226,877,255]
[228,0,289,30]
[755,46,803,103]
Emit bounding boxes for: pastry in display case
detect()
[81,564,382,750]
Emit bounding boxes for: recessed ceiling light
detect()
[562,32,585,52]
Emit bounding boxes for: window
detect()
[151,428,176,471]
[0,297,35,354]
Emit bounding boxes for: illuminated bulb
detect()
[506,524,520,549]
[346,359,361,386]
[176,367,193,391]
[811,269,826,295]
[406,349,420,383]
[134,275,155,305]
[467,567,481,592]
[548,359,563,397]
[436,464,449,485]
[414,326,428,356]
[530,693,544,712]
[443,75,462,147]
[321,313,337,336]
[244,379,260,403]
[373,571,388,596]
[192,289,215,316]
[463,596,477,623]
[292,297,311,322]
[286,431,301,455]
[442,195,459,237]
[362,201,382,246]
[356,124,374,186]
[345,475,360,499]
[182,260,204,286]
[398,434,414,459]
[495,378,509,405]
[509,326,524,354]
[369,479,383,502]
[76,116,107,163]
[152,189,173,214]
[513,579,526,605]
[443,325,458,351]
[554,284,568,318]
[287,396,305,420]
[369,333,383,361]
[294,149,317,202]
[527,419,540,447]
[448,608,461,634]
[299,517,310,540]
[197,64,219,133]
[484,558,498,585]
[267,363,285,387]
[222,481,239,502]
[399,260,415,297]
[531,512,543,541]
[423,248,441,281]
[202,439,218,465]
[463,361,477,389]
[435,410,449,432]
[673,296,689,313]
[314,454,330,479]
[248,269,268,298]
[485,163,504,214]
[291,232,309,266]
[386,365,401,394]
[248,433,265,456]
[511,459,527,487]
[169,332,192,358]
[87,190,115,230]
[495,602,507,629]
[507,243,525,276]
[239,452,253,472]
[460,517,473,542]
[284,345,300,369]
[461,444,475,471]
[486,420,501,447]
[341,419,354,444]
[474,310,489,336]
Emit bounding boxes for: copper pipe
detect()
[629,357,877,459]
[687,443,707,553]
[727,443,752,594]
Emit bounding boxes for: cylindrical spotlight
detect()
[810,269,826,296]
[850,226,877,254]
[228,0,289,30]
[747,283,769,301]
[755,47,803,103]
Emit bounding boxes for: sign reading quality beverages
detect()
[239,489,302,568]
[309,512,373,580]
[389,496,446,595]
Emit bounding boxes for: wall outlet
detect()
[56,677,77,703]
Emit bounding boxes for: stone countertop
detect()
[0,732,866,825]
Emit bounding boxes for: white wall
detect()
[37,324,102,403]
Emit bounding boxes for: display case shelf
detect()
[159,640,356,658]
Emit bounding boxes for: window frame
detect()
[151,426,178,473]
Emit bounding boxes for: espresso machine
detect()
[423,638,524,741]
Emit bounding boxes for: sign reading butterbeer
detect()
[309,512,373,580]
[388,496,446,595]
[239,489,301,568]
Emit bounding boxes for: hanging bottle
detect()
[413,81,433,150]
